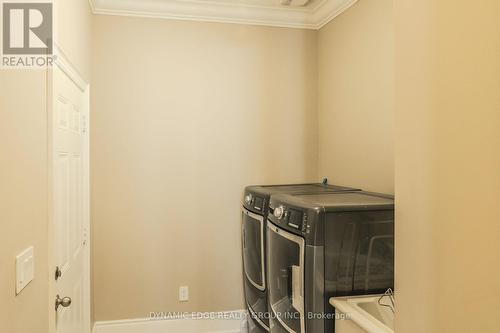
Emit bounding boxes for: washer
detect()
[242,183,360,332]
[266,191,394,333]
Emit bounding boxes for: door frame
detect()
[47,44,91,333]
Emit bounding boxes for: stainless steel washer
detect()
[241,183,360,332]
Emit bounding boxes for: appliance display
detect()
[266,191,394,333]
[242,183,360,332]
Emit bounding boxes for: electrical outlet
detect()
[179,286,189,302]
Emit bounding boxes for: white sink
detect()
[330,295,394,333]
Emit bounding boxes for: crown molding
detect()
[313,0,357,28]
[88,0,96,13]
[88,0,358,30]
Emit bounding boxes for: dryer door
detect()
[242,208,266,291]
[267,223,305,333]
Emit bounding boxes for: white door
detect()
[51,50,90,333]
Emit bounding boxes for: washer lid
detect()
[273,191,394,212]
[246,183,359,196]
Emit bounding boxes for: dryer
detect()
[242,183,360,332]
[266,191,394,333]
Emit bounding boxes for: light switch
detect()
[179,286,189,302]
[16,246,34,295]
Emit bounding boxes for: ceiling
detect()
[89,0,358,29]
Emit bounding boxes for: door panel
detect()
[326,211,394,296]
[52,60,89,333]
[352,220,394,292]
[267,223,305,333]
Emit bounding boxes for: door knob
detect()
[55,295,72,310]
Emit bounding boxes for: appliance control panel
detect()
[273,205,308,233]
[244,193,266,212]
[287,208,304,230]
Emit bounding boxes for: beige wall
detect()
[91,15,318,320]
[0,1,92,332]
[0,70,49,333]
[317,0,394,194]
[395,0,500,332]
[55,0,93,81]
[8,1,499,331]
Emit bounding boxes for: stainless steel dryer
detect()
[266,191,394,333]
[242,183,360,332]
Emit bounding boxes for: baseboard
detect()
[93,310,247,333]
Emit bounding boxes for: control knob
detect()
[244,194,253,205]
[274,206,285,219]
